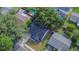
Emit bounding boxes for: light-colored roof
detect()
[77,23,79,27]
[48,32,71,51]
[17,9,31,22]
[72,13,79,17]
[70,13,79,23]
[18,9,25,15]
[58,7,70,12]
[1,7,11,15]
[58,7,70,14]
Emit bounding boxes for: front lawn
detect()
[26,32,51,51]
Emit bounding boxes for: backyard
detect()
[26,32,51,51]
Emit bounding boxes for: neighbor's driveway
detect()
[14,33,35,51]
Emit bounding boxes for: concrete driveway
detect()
[14,33,35,51]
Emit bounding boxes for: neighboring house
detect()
[56,7,71,18]
[29,23,49,42]
[47,32,71,51]
[70,13,79,27]
[17,9,31,22]
[27,11,36,17]
[0,7,12,15]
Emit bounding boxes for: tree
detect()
[67,24,76,32]
[0,8,29,50]
[24,7,39,12]
[71,30,79,47]
[0,13,28,42]
[0,34,13,51]
[64,31,73,38]
[9,8,20,15]
[34,8,64,30]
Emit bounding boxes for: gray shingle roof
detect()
[70,13,79,23]
[58,7,70,12]
[1,7,11,15]
[55,7,70,19]
[48,32,71,51]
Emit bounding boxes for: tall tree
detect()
[71,30,79,47]
[35,7,64,30]
[0,34,13,51]
[0,13,28,42]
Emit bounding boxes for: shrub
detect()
[67,24,76,32]
[71,30,79,47]
[64,31,73,38]
[0,34,13,51]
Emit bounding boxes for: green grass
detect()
[72,7,79,13]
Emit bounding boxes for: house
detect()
[47,32,71,51]
[56,7,71,18]
[29,22,49,42]
[0,7,12,15]
[17,9,31,22]
[70,13,79,26]
[27,11,36,17]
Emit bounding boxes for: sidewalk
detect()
[24,44,35,51]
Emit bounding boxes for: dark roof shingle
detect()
[29,23,48,42]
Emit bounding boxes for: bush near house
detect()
[23,20,31,27]
[64,31,73,38]
[62,23,76,38]
[67,24,76,32]
[72,30,79,46]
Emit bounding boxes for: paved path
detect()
[14,34,35,51]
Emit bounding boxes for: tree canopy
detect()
[34,8,64,30]
[71,30,79,47]
[0,34,13,51]
[0,13,28,42]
